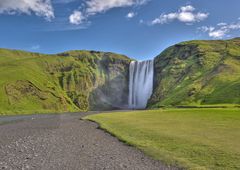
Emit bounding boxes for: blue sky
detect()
[0,0,240,60]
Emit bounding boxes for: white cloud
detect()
[180,5,195,12]
[200,26,215,32]
[85,0,148,14]
[126,12,136,18]
[178,12,195,22]
[0,0,54,21]
[69,11,85,25]
[199,20,240,38]
[69,0,149,25]
[209,29,227,38]
[151,5,208,25]
[217,22,227,26]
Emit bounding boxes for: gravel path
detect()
[0,113,177,170]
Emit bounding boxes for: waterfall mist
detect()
[128,60,154,109]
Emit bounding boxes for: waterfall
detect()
[128,60,154,109]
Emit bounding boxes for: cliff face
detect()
[1,38,240,114]
[148,38,240,108]
[58,51,130,111]
[0,49,130,114]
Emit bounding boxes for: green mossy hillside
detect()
[0,49,131,115]
[149,38,240,108]
[1,38,240,114]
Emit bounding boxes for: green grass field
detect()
[85,109,240,170]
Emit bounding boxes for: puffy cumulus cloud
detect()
[151,5,208,25]
[0,0,54,21]
[199,20,240,38]
[69,0,149,25]
[180,5,195,12]
[208,29,227,38]
[85,0,147,14]
[69,11,85,25]
[126,12,136,19]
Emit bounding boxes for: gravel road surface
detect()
[0,112,178,170]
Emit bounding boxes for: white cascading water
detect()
[128,60,154,109]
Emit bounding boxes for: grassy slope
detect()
[1,38,240,114]
[0,49,130,115]
[149,38,240,108]
[85,109,240,170]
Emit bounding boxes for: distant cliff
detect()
[148,38,240,108]
[0,49,131,115]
